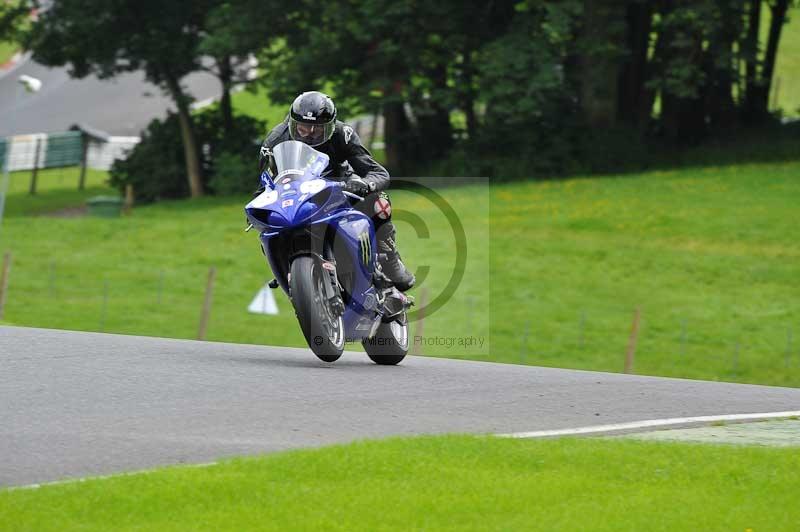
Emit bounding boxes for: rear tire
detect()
[290,255,344,363]
[362,317,408,366]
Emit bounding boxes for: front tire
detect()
[362,316,408,365]
[290,255,344,363]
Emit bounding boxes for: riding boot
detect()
[376,222,415,292]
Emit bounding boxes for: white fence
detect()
[0,130,140,172]
[85,136,140,170]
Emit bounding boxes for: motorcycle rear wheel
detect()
[362,316,408,365]
[290,255,344,362]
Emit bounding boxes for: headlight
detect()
[268,211,288,227]
[296,201,318,221]
[300,179,326,195]
[252,189,278,207]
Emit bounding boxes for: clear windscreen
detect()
[271,140,330,181]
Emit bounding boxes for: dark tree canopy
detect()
[19,0,800,190]
[27,0,218,197]
[255,0,797,177]
[0,1,29,44]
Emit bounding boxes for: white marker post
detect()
[248,283,279,315]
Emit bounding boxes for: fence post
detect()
[78,132,89,190]
[680,318,687,359]
[197,266,216,340]
[157,270,164,306]
[100,278,109,332]
[123,184,134,213]
[49,261,56,298]
[411,287,428,355]
[368,108,380,152]
[30,137,42,195]
[0,252,11,320]
[624,307,641,374]
[519,320,530,363]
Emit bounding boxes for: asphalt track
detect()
[0,55,220,137]
[2,326,800,487]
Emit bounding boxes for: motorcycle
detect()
[244,141,413,364]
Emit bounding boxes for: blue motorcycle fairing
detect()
[258,208,381,340]
[245,174,350,233]
[245,140,385,343]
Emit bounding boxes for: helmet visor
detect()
[289,118,335,147]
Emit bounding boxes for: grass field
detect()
[2,435,799,530]
[492,161,800,387]
[1,160,798,386]
[769,5,800,116]
[229,86,287,127]
[0,41,16,66]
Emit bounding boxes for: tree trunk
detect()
[218,54,234,134]
[166,74,204,198]
[578,0,627,129]
[743,0,762,122]
[617,1,653,129]
[706,1,740,130]
[383,100,413,174]
[661,92,707,144]
[415,63,452,165]
[756,0,789,115]
[656,9,706,143]
[461,49,478,140]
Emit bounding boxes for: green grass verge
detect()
[229,85,287,128]
[0,41,17,66]
[2,435,799,531]
[1,160,799,386]
[492,161,800,387]
[1,167,112,216]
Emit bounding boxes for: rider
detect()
[257,91,415,292]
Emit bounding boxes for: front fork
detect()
[318,254,345,317]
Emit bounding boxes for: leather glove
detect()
[342,177,371,196]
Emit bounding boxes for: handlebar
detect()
[334,182,364,202]
[342,191,365,202]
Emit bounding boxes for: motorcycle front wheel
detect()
[290,255,344,362]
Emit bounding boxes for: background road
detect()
[0,55,220,137]
[2,326,799,486]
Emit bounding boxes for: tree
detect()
[645,1,747,140]
[0,0,29,47]
[26,0,795,186]
[26,0,216,197]
[257,0,515,174]
[198,0,284,134]
[743,0,763,121]
[574,0,628,129]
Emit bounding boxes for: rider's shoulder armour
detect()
[264,119,290,148]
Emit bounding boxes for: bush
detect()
[110,110,265,203]
[109,114,188,203]
[208,150,257,196]
[472,3,584,180]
